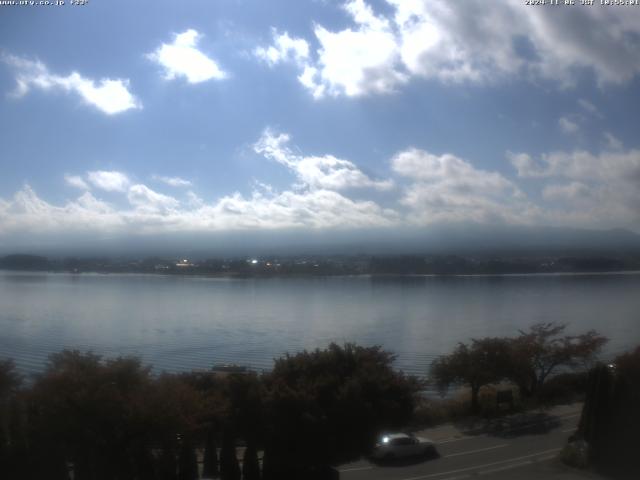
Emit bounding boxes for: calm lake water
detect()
[1,271,639,378]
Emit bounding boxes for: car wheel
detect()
[424,445,436,457]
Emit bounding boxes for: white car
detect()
[370,433,436,461]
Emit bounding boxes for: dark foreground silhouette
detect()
[0,343,419,480]
[0,334,635,480]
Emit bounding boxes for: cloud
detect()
[312,0,406,97]
[127,184,179,211]
[0,186,124,235]
[255,30,310,66]
[510,147,640,229]
[254,129,394,191]
[87,171,131,192]
[604,132,623,151]
[257,0,640,97]
[392,148,534,225]
[0,183,397,236]
[3,141,640,238]
[542,181,591,202]
[0,153,398,235]
[152,175,193,188]
[2,54,141,114]
[559,116,579,135]
[64,175,90,190]
[510,149,640,182]
[508,152,550,178]
[255,1,405,97]
[198,188,397,230]
[254,30,326,98]
[578,98,600,117]
[147,29,226,83]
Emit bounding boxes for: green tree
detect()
[264,343,421,473]
[28,350,159,480]
[148,372,207,450]
[508,323,607,397]
[222,373,264,445]
[431,338,511,413]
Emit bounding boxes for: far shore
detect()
[2,268,640,279]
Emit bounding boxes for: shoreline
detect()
[2,268,640,279]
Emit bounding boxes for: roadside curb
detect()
[413,403,583,444]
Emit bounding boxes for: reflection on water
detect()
[1,271,639,378]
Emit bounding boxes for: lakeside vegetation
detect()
[0,344,417,480]
[430,323,607,413]
[0,324,630,480]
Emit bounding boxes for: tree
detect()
[431,338,511,413]
[0,362,33,480]
[148,372,207,459]
[219,430,241,480]
[0,359,22,451]
[508,323,607,397]
[264,343,421,473]
[242,442,261,480]
[259,447,279,480]
[178,435,199,480]
[158,443,178,480]
[28,350,159,480]
[222,372,264,446]
[0,359,22,400]
[202,430,219,479]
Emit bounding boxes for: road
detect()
[337,404,602,480]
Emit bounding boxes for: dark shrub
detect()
[202,431,219,478]
[242,442,260,480]
[537,372,588,405]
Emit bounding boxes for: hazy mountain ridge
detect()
[1,224,637,259]
[2,225,640,276]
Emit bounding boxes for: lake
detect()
[1,271,639,378]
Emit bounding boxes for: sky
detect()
[1,0,640,252]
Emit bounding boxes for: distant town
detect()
[2,252,640,276]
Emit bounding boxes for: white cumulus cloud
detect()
[256,0,640,98]
[0,186,124,236]
[147,29,226,83]
[87,171,131,192]
[255,30,310,66]
[0,184,397,236]
[312,0,406,97]
[64,175,90,190]
[128,184,180,212]
[152,175,193,188]
[392,148,534,225]
[510,147,640,229]
[4,141,640,238]
[2,54,141,115]
[542,181,591,202]
[254,129,394,191]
